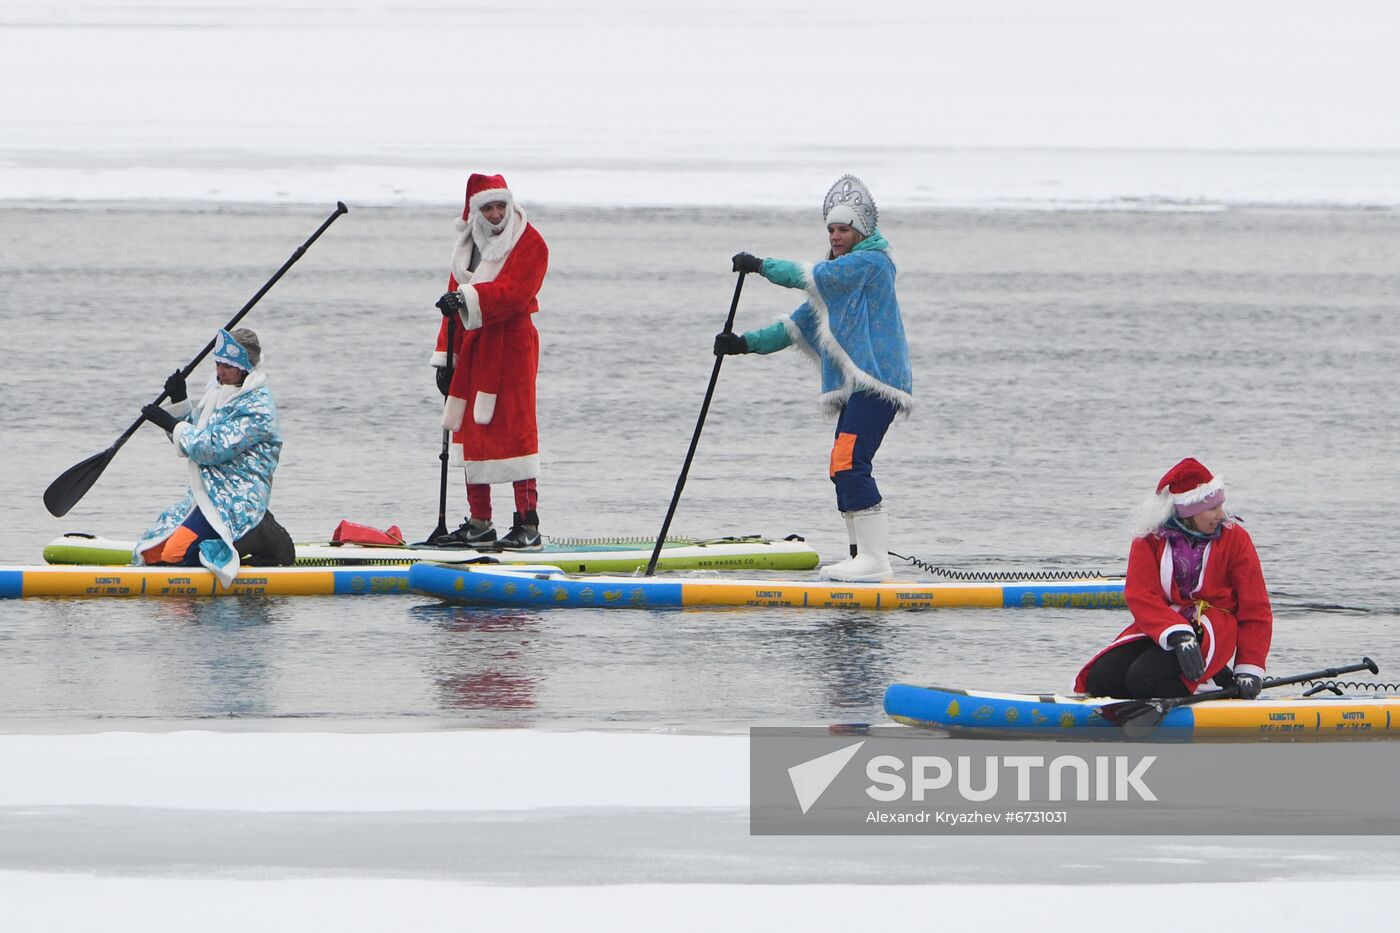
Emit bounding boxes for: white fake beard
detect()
[471,206,521,264]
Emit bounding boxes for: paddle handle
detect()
[644,271,748,576]
[1172,657,1380,710]
[1261,656,1379,689]
[116,202,350,449]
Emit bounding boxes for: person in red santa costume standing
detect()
[431,173,549,549]
[1075,457,1273,700]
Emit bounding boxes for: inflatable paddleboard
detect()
[41,532,820,574]
[408,562,1126,610]
[1,564,414,599]
[883,682,1400,738]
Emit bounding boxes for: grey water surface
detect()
[1,203,1398,727]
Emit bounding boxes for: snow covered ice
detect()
[1,0,1397,209]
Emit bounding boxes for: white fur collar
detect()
[194,370,267,427]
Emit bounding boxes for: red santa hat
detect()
[456,173,512,231]
[1156,457,1226,518]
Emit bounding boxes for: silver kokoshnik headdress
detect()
[822,174,878,237]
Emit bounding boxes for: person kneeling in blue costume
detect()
[718,175,912,582]
[135,327,293,585]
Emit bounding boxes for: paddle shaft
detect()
[426,310,457,543]
[1101,657,1381,734]
[1169,657,1380,710]
[120,201,350,448]
[43,202,349,517]
[644,271,747,576]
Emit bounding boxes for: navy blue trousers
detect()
[830,391,897,512]
[175,508,220,566]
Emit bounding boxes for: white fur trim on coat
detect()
[442,394,467,432]
[174,373,268,589]
[455,452,540,484]
[1234,663,1266,679]
[458,284,484,330]
[782,261,915,418]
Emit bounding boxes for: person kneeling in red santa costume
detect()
[1076,457,1274,700]
[431,173,549,549]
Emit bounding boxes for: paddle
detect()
[417,307,458,546]
[43,201,349,518]
[1097,657,1380,738]
[644,270,748,576]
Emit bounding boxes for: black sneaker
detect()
[496,511,542,550]
[433,517,496,547]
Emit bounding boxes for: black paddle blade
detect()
[43,446,117,517]
[1095,699,1169,736]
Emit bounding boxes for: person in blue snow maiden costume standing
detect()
[136,327,292,585]
[718,175,912,582]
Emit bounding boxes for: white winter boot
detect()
[819,504,894,582]
[842,510,857,558]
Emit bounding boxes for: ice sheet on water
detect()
[2,1,1397,208]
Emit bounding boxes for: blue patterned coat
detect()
[742,231,913,415]
[133,372,283,586]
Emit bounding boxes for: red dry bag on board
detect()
[330,521,406,547]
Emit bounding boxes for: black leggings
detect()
[1083,639,1193,700]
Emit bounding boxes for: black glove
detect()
[164,370,187,404]
[714,332,749,356]
[436,291,465,317]
[731,252,763,274]
[1166,630,1205,681]
[435,366,452,397]
[142,403,179,434]
[1234,672,1263,700]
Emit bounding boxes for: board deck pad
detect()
[41,532,821,575]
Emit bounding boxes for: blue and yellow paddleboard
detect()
[0,565,412,598]
[883,683,1400,738]
[409,562,1127,610]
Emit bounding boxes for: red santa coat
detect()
[434,221,548,483]
[1074,520,1273,693]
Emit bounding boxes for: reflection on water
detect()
[152,597,281,718]
[412,604,543,711]
[806,613,897,713]
[153,596,281,629]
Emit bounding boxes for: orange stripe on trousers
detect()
[829,432,857,478]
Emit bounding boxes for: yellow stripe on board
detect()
[1190,702,1400,737]
[20,568,343,598]
[679,581,1005,609]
